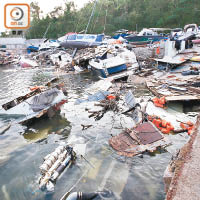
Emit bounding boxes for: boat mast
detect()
[85,0,98,34]
[103,6,108,34]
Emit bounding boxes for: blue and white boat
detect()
[89,47,138,79]
[89,56,127,78]
[59,33,104,49]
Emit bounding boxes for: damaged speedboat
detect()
[89,45,138,79]
[0,87,67,124]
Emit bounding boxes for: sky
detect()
[0,0,90,32]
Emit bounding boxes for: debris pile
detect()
[0,50,16,65]
[2,23,200,200]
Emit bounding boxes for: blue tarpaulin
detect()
[75,91,110,105]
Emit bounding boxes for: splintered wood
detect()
[146,76,200,102]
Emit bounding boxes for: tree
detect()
[26,0,200,39]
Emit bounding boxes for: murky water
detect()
[0,65,190,200]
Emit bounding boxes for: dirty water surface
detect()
[0,65,190,200]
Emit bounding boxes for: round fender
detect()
[66,192,98,200]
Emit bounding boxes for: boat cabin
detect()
[138,28,158,36]
[64,33,104,43]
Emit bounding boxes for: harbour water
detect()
[0,65,190,200]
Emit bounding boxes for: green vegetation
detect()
[26,0,200,39]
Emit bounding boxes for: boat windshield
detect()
[138,29,157,36]
[67,34,77,40]
[77,35,84,40]
[83,35,96,40]
[75,34,96,41]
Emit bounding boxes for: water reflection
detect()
[23,114,70,142]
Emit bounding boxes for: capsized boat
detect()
[0,87,67,124]
[125,28,169,45]
[59,33,104,49]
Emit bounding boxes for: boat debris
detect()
[2,21,200,200]
[39,145,76,192]
[0,123,11,135]
[109,122,170,157]
[0,80,67,125]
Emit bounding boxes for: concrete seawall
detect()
[165,115,200,200]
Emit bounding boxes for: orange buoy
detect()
[187,126,194,131]
[156,47,160,55]
[152,118,157,125]
[159,96,166,105]
[153,96,166,108]
[188,130,192,135]
[107,95,116,100]
[169,125,174,131]
[187,121,194,127]
[155,119,162,128]
[161,128,170,134]
[161,120,167,128]
[180,122,187,130]
[152,97,159,104]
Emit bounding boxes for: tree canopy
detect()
[25,0,200,39]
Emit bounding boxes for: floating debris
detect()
[39,145,76,192]
[109,122,170,157]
